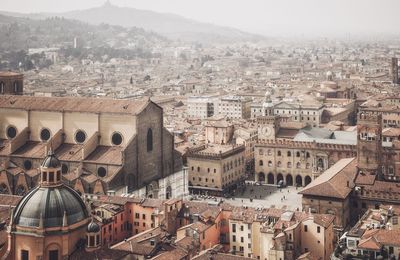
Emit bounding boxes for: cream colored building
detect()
[205,119,234,145]
[187,144,245,195]
[234,127,258,164]
[228,207,335,260]
[216,96,251,119]
[0,95,182,196]
[273,101,325,127]
[187,96,216,119]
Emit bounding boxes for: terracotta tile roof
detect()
[358,181,400,202]
[179,221,211,233]
[70,247,132,259]
[175,236,195,249]
[0,139,11,156]
[99,203,125,214]
[354,173,376,185]
[183,201,220,216]
[375,229,400,246]
[0,206,11,223]
[164,198,181,205]
[6,166,24,176]
[193,250,254,260]
[12,141,46,158]
[276,128,300,138]
[230,206,285,223]
[82,173,99,184]
[382,128,400,137]
[25,168,40,178]
[0,95,149,115]
[141,198,164,209]
[299,157,357,199]
[0,194,22,207]
[153,247,188,260]
[55,143,83,162]
[313,214,335,228]
[358,236,381,250]
[111,227,167,255]
[84,146,123,165]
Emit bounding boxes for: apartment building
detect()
[187,96,216,119]
[216,96,252,119]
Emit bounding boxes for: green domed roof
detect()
[13,185,89,228]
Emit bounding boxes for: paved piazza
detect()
[190,184,303,211]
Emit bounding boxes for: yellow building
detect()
[187,144,245,196]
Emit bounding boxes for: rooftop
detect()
[0,95,150,115]
[299,157,357,199]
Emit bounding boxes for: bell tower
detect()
[357,112,382,178]
[257,115,280,140]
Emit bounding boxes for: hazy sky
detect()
[1,0,400,36]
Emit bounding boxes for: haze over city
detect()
[2,0,400,37]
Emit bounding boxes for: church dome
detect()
[13,185,89,228]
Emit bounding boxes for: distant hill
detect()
[0,13,167,51]
[0,1,264,44]
[0,13,168,70]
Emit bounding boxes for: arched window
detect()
[287,162,292,168]
[14,81,18,92]
[147,128,153,152]
[306,152,310,158]
[259,160,263,166]
[268,161,272,167]
[0,82,4,93]
[296,162,301,169]
[287,151,291,157]
[277,161,282,167]
[296,152,300,157]
[277,150,281,156]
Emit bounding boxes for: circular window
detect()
[75,130,86,143]
[61,164,68,174]
[40,128,51,141]
[97,167,107,178]
[23,160,32,170]
[6,126,17,139]
[111,132,123,145]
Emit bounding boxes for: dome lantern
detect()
[40,149,62,187]
[86,218,101,251]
